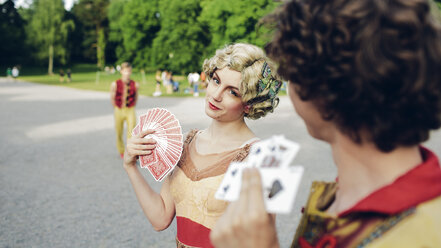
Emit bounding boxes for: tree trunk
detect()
[48,44,54,75]
[97,26,106,70]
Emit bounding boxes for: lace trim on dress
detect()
[176,129,255,181]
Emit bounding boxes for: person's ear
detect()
[244,104,251,114]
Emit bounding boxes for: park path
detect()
[1,78,440,247]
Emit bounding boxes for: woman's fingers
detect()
[126,136,156,158]
[123,130,156,170]
[133,136,155,143]
[127,144,155,155]
[132,144,156,150]
[129,136,156,146]
[139,129,155,138]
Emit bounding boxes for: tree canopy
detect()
[2,0,285,73]
[25,0,74,74]
[6,0,441,74]
[106,0,279,73]
[72,0,109,69]
[0,0,27,65]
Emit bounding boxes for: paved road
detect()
[1,78,440,248]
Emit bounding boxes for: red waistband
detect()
[176,216,214,248]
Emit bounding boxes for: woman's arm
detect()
[124,129,176,231]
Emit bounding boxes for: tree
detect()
[112,0,161,69]
[151,0,210,73]
[26,0,74,74]
[72,0,109,69]
[106,0,127,64]
[0,0,27,65]
[106,0,278,72]
[199,0,279,57]
[64,8,88,63]
[435,0,441,12]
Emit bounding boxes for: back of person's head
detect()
[203,43,282,120]
[266,0,441,152]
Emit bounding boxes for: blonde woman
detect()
[123,43,282,248]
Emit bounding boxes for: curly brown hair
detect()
[266,0,441,152]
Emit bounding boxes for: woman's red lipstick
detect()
[209,102,220,110]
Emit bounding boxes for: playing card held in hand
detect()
[132,108,183,182]
[215,135,303,214]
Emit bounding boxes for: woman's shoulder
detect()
[232,137,260,162]
[183,129,199,145]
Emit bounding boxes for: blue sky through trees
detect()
[1,0,76,10]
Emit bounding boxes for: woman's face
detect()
[205,67,246,122]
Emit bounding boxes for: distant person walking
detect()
[192,72,200,97]
[6,68,12,78]
[200,71,207,89]
[165,71,173,94]
[110,62,139,158]
[67,69,72,82]
[153,70,162,97]
[59,69,65,83]
[11,66,19,81]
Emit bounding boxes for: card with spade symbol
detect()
[259,166,304,214]
[215,135,303,214]
[215,165,303,214]
[214,162,247,201]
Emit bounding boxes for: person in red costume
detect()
[210,0,441,247]
[110,62,139,158]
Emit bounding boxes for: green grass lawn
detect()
[16,64,199,97]
[13,63,286,97]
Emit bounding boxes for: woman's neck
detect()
[195,118,255,154]
[205,118,254,141]
[327,133,422,214]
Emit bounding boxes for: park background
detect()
[1,0,286,96]
[2,0,441,95]
[2,0,441,247]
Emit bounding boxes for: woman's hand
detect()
[123,129,156,170]
[210,168,280,248]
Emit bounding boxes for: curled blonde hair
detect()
[202,43,281,120]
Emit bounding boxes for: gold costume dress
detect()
[291,147,441,248]
[169,129,257,248]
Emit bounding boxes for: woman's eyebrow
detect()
[213,72,240,91]
[213,72,221,82]
[213,71,240,91]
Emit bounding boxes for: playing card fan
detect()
[132,108,183,181]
